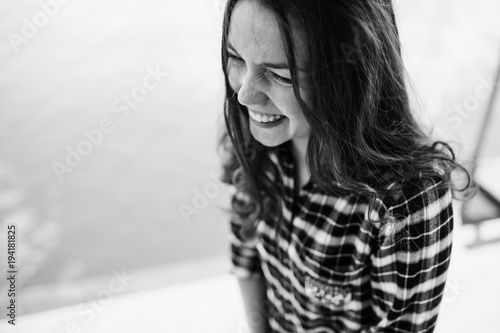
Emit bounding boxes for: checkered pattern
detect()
[230,143,454,333]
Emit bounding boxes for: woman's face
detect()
[226,0,310,148]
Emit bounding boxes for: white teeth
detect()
[249,111,284,123]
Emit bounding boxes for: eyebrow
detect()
[227,42,306,72]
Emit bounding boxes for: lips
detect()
[248,110,287,128]
[248,110,285,124]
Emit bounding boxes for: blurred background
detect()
[0,0,499,332]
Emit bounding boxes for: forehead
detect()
[227,0,307,69]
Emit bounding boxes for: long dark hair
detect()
[219,0,471,239]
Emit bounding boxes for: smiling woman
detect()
[218,0,471,332]
[225,1,310,154]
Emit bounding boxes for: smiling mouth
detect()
[248,110,286,124]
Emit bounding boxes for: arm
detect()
[238,276,270,333]
[366,179,454,333]
[228,197,269,332]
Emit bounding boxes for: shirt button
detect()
[283,258,290,266]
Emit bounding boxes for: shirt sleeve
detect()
[229,193,263,280]
[366,178,454,333]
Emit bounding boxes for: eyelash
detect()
[227,53,293,86]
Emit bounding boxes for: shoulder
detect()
[384,176,453,218]
[374,176,454,249]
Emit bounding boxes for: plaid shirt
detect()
[230,143,454,333]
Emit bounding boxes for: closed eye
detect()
[227,53,244,62]
[227,51,293,86]
[269,72,292,86]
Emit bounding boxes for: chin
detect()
[255,138,285,148]
[249,123,290,148]
[250,130,286,148]
[252,134,289,148]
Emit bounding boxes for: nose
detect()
[236,69,267,107]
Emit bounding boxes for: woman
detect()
[219,0,470,332]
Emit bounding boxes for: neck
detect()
[291,137,310,188]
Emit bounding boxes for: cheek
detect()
[298,87,311,107]
[227,72,238,92]
[227,65,243,92]
[277,90,305,118]
[276,90,310,131]
[291,88,311,122]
